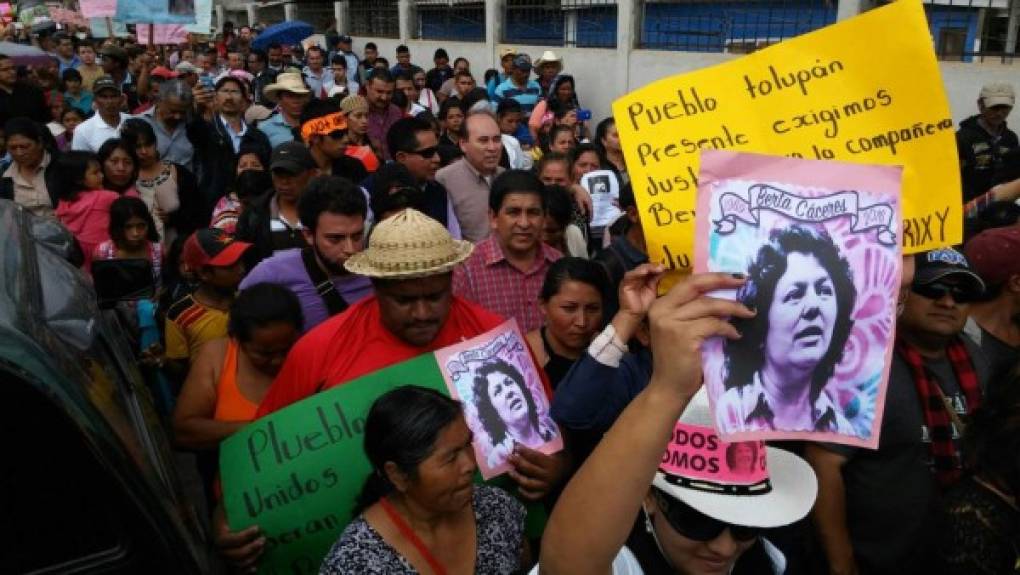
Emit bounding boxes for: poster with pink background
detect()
[435,320,563,479]
[695,150,902,448]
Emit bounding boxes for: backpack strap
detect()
[300,247,349,317]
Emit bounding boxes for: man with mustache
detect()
[216,209,568,570]
[717,225,857,434]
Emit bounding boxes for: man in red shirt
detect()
[217,209,569,569]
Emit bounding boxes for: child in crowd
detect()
[54,151,133,271]
[58,107,86,152]
[93,196,164,290]
[62,68,94,115]
[162,228,250,383]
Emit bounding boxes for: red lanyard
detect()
[379,497,448,575]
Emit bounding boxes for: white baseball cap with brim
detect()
[263,72,311,97]
[345,208,473,279]
[652,388,818,529]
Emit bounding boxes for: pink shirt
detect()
[452,235,562,332]
[56,189,139,271]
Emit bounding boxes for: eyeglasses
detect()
[328,130,347,140]
[408,146,439,158]
[911,281,975,304]
[653,489,760,543]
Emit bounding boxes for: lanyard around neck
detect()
[379,497,448,575]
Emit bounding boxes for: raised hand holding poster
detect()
[695,150,901,448]
[436,320,562,478]
[613,0,958,277]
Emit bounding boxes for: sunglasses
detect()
[653,489,760,543]
[911,281,975,304]
[328,130,347,140]
[409,146,439,158]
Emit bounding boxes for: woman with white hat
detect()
[540,272,818,575]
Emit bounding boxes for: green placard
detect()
[220,353,448,575]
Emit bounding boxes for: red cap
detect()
[182,228,251,271]
[150,66,179,80]
[964,225,1020,288]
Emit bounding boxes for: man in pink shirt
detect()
[453,169,561,331]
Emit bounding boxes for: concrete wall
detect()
[352,37,1016,127]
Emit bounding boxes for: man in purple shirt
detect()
[239,176,372,332]
[364,68,405,161]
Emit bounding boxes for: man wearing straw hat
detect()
[257,208,500,415]
[258,71,311,149]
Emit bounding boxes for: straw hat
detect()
[340,94,368,115]
[263,72,310,97]
[535,50,563,74]
[652,388,817,528]
[345,209,473,279]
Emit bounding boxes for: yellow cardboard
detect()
[613,0,959,274]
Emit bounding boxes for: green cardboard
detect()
[219,353,448,575]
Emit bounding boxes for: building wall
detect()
[352,37,1012,127]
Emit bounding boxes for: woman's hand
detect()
[508,445,569,501]
[648,272,754,399]
[569,184,592,220]
[612,263,665,343]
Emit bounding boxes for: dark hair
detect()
[387,116,433,159]
[963,371,1020,498]
[472,360,540,446]
[618,182,636,210]
[61,68,82,84]
[109,195,159,245]
[329,53,347,68]
[395,71,414,84]
[546,74,578,104]
[249,49,267,64]
[120,117,157,149]
[368,67,394,85]
[267,42,282,51]
[453,57,468,68]
[434,48,449,61]
[497,98,523,117]
[594,116,616,161]
[306,46,326,59]
[375,57,390,68]
[540,257,610,304]
[543,125,576,154]
[454,69,473,82]
[549,97,578,121]
[4,117,47,144]
[370,162,417,218]
[365,42,378,51]
[459,88,489,115]
[483,69,498,85]
[724,226,857,403]
[438,97,462,122]
[489,169,545,213]
[228,283,304,340]
[55,151,100,201]
[536,151,570,176]
[354,386,463,514]
[61,107,86,124]
[725,442,759,471]
[299,97,342,129]
[97,138,139,193]
[232,168,272,201]
[297,175,368,230]
[544,184,573,229]
[396,44,410,54]
[569,142,599,169]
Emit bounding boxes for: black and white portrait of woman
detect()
[716,225,858,435]
[471,359,557,468]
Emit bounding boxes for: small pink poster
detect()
[79,0,116,18]
[137,23,189,45]
[435,320,563,479]
[695,150,902,449]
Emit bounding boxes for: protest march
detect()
[4,0,1020,573]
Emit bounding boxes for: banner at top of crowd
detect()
[612,0,960,280]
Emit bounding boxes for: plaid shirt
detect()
[453,235,562,332]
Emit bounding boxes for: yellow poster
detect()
[613,0,959,273]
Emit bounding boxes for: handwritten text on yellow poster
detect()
[613,0,960,272]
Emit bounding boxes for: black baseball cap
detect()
[92,75,122,95]
[913,248,985,297]
[270,141,316,174]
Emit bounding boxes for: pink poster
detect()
[435,320,563,479]
[661,422,768,485]
[136,23,189,45]
[695,150,902,449]
[79,0,116,19]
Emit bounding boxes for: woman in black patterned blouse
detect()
[321,386,527,575]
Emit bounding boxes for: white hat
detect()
[262,72,311,97]
[652,388,818,528]
[980,82,1015,108]
[534,50,563,73]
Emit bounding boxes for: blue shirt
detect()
[494,77,541,114]
[258,112,298,149]
[551,346,652,433]
[64,91,93,115]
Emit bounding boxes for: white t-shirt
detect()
[71,112,129,153]
[528,547,644,575]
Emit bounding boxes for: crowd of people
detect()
[2,18,1020,575]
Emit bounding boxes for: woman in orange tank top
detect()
[172,284,304,449]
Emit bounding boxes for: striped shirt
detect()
[494,78,542,114]
[452,235,562,332]
[164,294,229,362]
